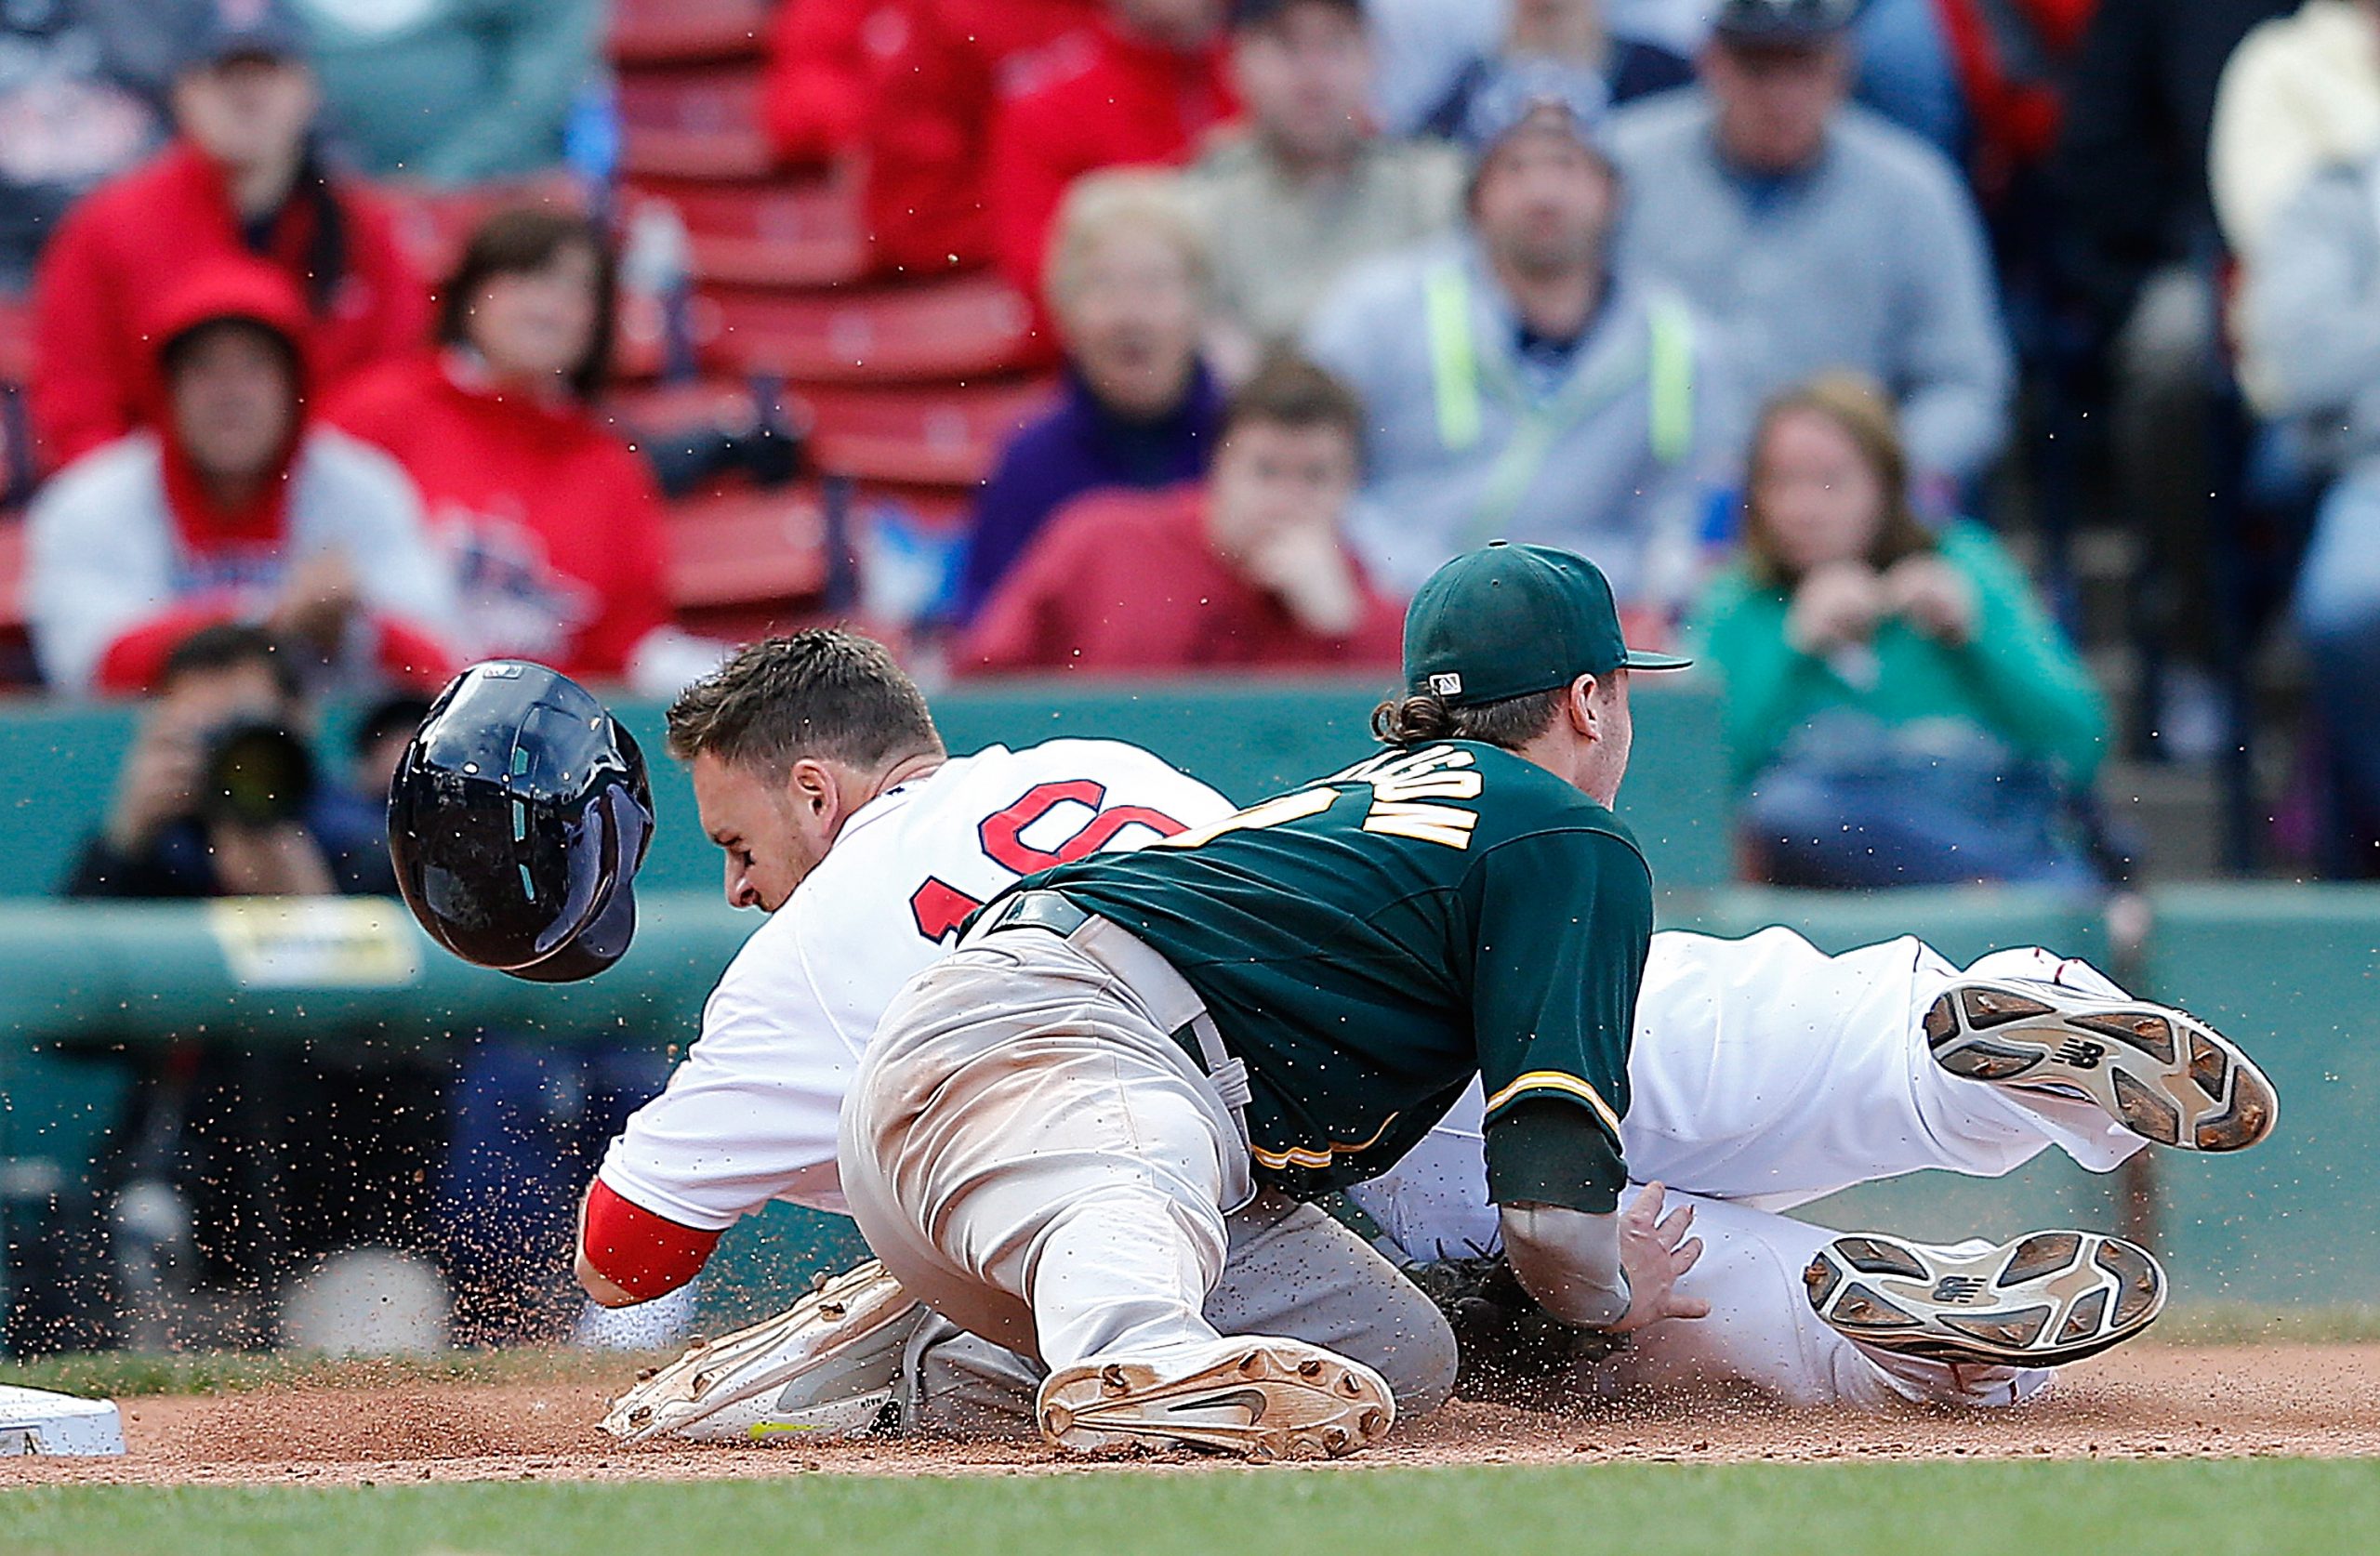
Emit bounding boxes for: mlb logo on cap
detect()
[1429,674,1463,696]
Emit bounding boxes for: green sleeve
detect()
[1464,826,1650,1214]
[1686,567,1825,787]
[1935,525,2110,782]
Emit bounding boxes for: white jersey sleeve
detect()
[597,740,1234,1229]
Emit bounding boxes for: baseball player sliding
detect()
[390,544,2277,1460]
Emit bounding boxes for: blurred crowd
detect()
[2,0,2376,1354]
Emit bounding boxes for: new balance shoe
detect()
[602,1259,926,1444]
[1037,1337,1395,1461]
[1805,1229,2165,1368]
[1927,978,2277,1152]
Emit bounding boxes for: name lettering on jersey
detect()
[1154,786,1339,851]
[1331,745,1483,851]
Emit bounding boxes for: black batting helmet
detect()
[388,662,654,982]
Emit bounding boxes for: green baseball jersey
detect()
[1033,740,1652,1212]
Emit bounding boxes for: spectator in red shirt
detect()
[28,0,429,471]
[326,208,701,692]
[986,0,1238,298]
[865,0,1104,275]
[24,257,459,696]
[960,351,1403,676]
[760,0,916,165]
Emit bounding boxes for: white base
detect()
[0,1386,126,1457]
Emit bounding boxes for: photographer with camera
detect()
[10,626,446,1353]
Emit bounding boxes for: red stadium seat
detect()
[667,485,830,611]
[798,377,1057,486]
[617,64,775,182]
[380,177,588,280]
[0,294,32,387]
[610,0,771,66]
[632,172,869,289]
[0,519,26,637]
[710,275,1039,384]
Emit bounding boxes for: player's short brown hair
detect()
[1222,351,1366,454]
[666,630,943,776]
[1369,687,1568,751]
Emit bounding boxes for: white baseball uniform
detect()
[599,735,2135,1415]
[597,740,1227,1229]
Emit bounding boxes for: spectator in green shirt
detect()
[1690,373,2109,887]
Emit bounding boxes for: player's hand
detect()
[1881,555,1977,645]
[1611,1181,1709,1332]
[1785,562,1885,654]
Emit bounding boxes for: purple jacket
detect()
[949,362,1224,624]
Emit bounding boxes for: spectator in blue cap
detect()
[1603,0,2015,500]
[1304,77,1741,626]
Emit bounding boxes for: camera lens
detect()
[200,722,317,829]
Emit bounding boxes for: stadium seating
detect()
[708,273,1038,383]
[636,172,870,289]
[616,63,775,182]
[608,0,772,67]
[798,378,1057,486]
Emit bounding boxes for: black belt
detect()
[967,889,1250,1106]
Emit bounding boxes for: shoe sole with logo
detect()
[1037,1338,1395,1461]
[1927,978,2278,1153]
[602,1259,923,1444]
[1805,1229,2165,1368]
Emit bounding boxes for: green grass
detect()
[5,1460,2378,1556]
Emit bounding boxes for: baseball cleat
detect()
[1805,1229,2165,1368]
[1926,978,2277,1152]
[602,1259,926,1444]
[1036,1337,1395,1461]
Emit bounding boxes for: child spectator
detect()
[286,0,602,185]
[986,0,1236,299]
[1174,0,1465,349]
[951,176,1224,624]
[1691,375,2108,888]
[862,0,1104,274]
[24,257,458,695]
[1304,79,1738,612]
[326,207,693,692]
[0,0,174,292]
[28,0,428,468]
[960,352,1402,675]
[1606,0,2015,497]
[1421,0,1693,141]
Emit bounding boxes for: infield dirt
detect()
[6,1341,2380,1486]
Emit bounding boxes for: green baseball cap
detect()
[1403,542,1691,706]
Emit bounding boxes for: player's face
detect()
[1233,6,1374,167]
[1752,405,1886,574]
[691,753,832,912]
[1576,668,1634,809]
[1704,38,1848,174]
[1205,419,1360,561]
[1473,128,1615,279]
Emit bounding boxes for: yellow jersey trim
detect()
[1482,1071,1621,1137]
[1250,1112,1401,1172]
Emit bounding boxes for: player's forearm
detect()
[1497,1202,1629,1329]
